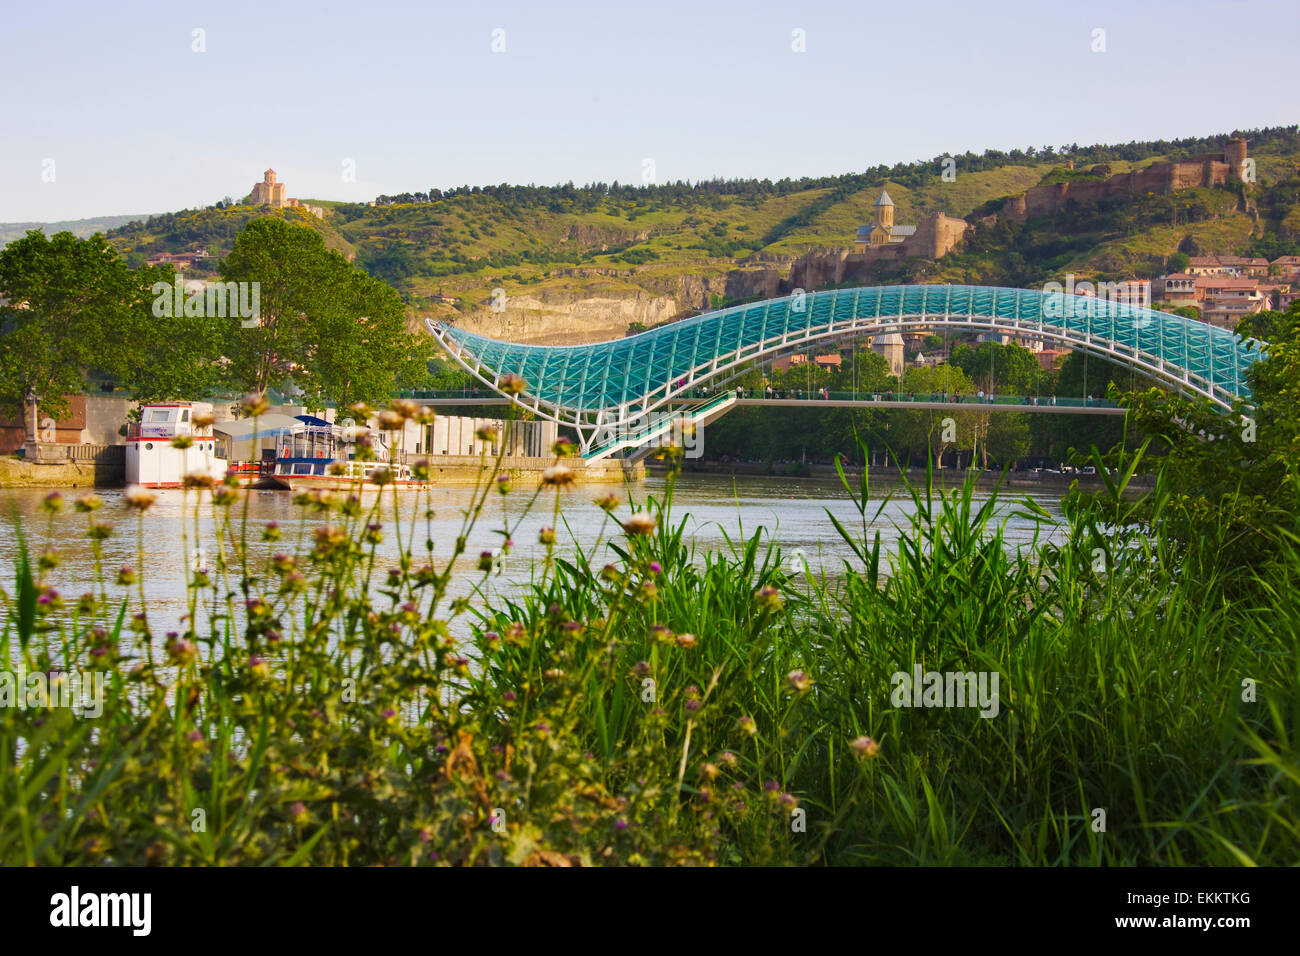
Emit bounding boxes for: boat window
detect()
[147,409,172,423]
[181,409,190,422]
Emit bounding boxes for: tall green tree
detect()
[0,231,135,441]
[220,217,431,404]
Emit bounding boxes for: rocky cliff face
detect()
[447,264,793,345]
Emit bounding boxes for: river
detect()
[0,475,1067,635]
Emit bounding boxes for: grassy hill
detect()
[97,126,1300,324]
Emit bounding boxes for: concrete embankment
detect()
[0,457,124,488]
[429,455,641,487]
[0,454,642,490]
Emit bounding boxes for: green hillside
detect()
[100,126,1300,320]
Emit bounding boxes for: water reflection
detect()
[0,475,1066,637]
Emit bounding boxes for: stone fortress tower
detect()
[251,169,287,207]
[245,168,325,218]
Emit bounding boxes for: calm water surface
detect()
[0,475,1066,636]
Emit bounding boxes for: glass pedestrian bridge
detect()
[427,285,1262,458]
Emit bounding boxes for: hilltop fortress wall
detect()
[1002,138,1247,220]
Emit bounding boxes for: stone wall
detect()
[1003,145,1242,222]
[0,457,123,488]
[423,454,640,487]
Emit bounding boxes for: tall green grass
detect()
[1,412,1296,865]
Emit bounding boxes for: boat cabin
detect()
[125,402,227,488]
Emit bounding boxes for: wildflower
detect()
[41,491,63,513]
[416,406,437,425]
[786,670,813,693]
[376,410,404,431]
[737,716,757,736]
[675,633,698,649]
[483,631,500,646]
[699,763,719,781]
[475,423,500,443]
[212,486,238,506]
[542,464,575,487]
[685,699,701,713]
[648,561,662,574]
[87,519,113,540]
[38,548,59,572]
[389,398,420,420]
[506,622,527,645]
[240,392,270,417]
[290,801,309,824]
[650,624,674,645]
[552,437,577,457]
[496,473,512,494]
[718,751,738,768]
[637,580,658,602]
[779,793,800,810]
[538,526,556,546]
[622,513,656,536]
[595,493,619,512]
[561,619,583,636]
[170,434,193,449]
[755,585,783,612]
[502,690,517,702]
[116,565,136,586]
[369,466,394,486]
[412,458,430,480]
[533,721,550,737]
[74,493,103,513]
[193,568,212,588]
[192,412,216,428]
[631,660,652,679]
[123,486,157,512]
[849,736,881,759]
[478,550,495,572]
[349,401,374,419]
[614,819,628,830]
[182,471,217,490]
[365,522,384,544]
[600,563,621,583]
[77,592,95,614]
[498,373,526,395]
[263,521,281,542]
[249,654,270,679]
[166,638,197,666]
[186,729,205,752]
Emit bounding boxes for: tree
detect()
[895,364,976,466]
[220,217,432,404]
[0,231,136,444]
[102,263,228,403]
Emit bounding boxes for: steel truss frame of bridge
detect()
[427,284,1262,460]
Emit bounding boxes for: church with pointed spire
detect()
[853,189,967,259]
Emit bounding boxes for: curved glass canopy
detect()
[431,285,1261,425]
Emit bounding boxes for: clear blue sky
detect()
[2,0,1296,222]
